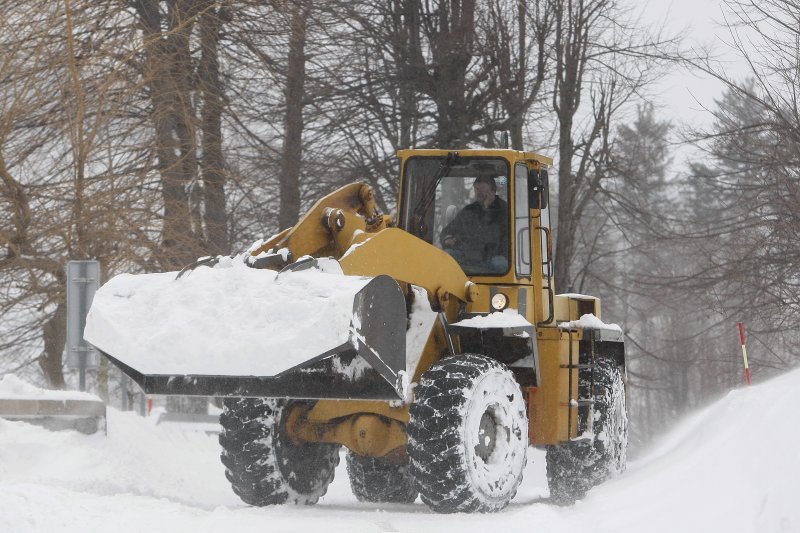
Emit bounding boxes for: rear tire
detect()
[546,358,627,505]
[345,451,418,503]
[219,397,340,506]
[408,354,528,513]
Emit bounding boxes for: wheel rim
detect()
[463,370,527,501]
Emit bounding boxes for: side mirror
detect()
[528,168,549,209]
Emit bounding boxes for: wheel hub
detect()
[474,408,498,461]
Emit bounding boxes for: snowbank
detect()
[580,369,799,532]
[1,361,798,531]
[0,409,236,519]
[0,374,100,402]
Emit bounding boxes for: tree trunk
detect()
[278,1,309,230]
[136,0,201,270]
[509,0,527,150]
[551,0,590,293]
[397,0,420,149]
[431,0,475,148]
[199,4,229,255]
[40,301,67,389]
[554,116,576,291]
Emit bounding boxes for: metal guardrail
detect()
[0,398,107,435]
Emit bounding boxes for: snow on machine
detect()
[85,148,628,511]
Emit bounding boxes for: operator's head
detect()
[473,176,497,208]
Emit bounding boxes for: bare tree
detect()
[1,1,234,393]
[548,0,677,292]
[275,1,310,228]
[482,0,553,149]
[199,1,231,255]
[133,0,233,269]
[0,1,149,387]
[676,0,800,368]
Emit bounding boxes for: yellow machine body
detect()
[257,148,623,453]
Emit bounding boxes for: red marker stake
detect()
[738,322,752,385]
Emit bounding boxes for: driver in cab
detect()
[441,176,509,273]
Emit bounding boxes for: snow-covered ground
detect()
[1,368,798,533]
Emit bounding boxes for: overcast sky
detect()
[643,0,751,127]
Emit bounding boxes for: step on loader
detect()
[85,148,628,512]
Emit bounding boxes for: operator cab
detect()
[402,154,511,275]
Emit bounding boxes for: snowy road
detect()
[2,369,798,533]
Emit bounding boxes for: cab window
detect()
[401,157,510,276]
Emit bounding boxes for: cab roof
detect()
[396,148,553,167]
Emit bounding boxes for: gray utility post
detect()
[66,260,101,391]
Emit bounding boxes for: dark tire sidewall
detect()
[409,354,528,513]
[545,358,627,504]
[219,398,340,506]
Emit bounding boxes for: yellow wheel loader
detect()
[85,148,627,512]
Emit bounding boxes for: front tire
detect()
[546,358,627,504]
[408,354,528,513]
[219,398,340,506]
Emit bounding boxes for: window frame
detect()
[400,155,512,277]
[514,162,532,278]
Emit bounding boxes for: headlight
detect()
[490,293,509,311]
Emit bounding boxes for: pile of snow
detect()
[1,366,798,531]
[0,409,238,530]
[558,293,598,300]
[568,368,800,532]
[0,374,99,402]
[559,313,622,333]
[453,309,533,329]
[84,256,373,377]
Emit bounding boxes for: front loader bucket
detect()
[84,258,408,400]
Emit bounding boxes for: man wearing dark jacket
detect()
[441,176,509,273]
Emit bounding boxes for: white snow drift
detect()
[1,367,798,532]
[0,374,99,402]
